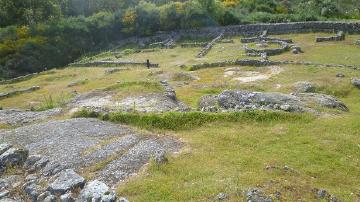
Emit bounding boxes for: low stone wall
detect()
[180,21,360,38]
[190,59,279,70]
[0,71,54,85]
[197,33,224,58]
[316,31,345,42]
[244,41,290,56]
[180,42,207,48]
[0,86,40,100]
[189,59,359,71]
[149,38,175,49]
[241,36,293,43]
[70,61,159,68]
[160,80,177,100]
[219,39,234,43]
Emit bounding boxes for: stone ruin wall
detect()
[177,21,360,38]
[111,21,360,50]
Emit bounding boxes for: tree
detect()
[0,0,61,27]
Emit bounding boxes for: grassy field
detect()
[1,32,360,201]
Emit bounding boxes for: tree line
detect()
[0,0,359,79]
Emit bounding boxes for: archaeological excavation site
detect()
[1,1,360,201]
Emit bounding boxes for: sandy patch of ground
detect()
[224,66,283,83]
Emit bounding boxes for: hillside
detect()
[1,0,360,80]
[0,23,360,201]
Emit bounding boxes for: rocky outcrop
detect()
[351,78,360,88]
[68,81,189,113]
[313,188,339,202]
[48,169,85,194]
[0,146,28,169]
[78,180,116,201]
[199,90,348,113]
[0,143,134,201]
[0,86,40,100]
[316,31,345,42]
[293,81,316,93]
[0,118,181,187]
[0,108,63,126]
[246,188,272,202]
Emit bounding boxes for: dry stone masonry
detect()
[316,31,345,42]
[196,32,224,58]
[180,42,207,48]
[189,59,360,71]
[244,40,290,56]
[0,86,40,100]
[70,60,159,68]
[149,38,175,49]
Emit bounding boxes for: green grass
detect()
[74,109,314,131]
[116,113,360,201]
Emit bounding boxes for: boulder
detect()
[43,195,56,202]
[117,197,129,202]
[246,188,272,202]
[0,144,11,156]
[0,148,28,168]
[47,169,85,195]
[215,192,229,201]
[0,175,22,191]
[60,193,75,202]
[23,182,42,201]
[24,155,42,170]
[42,161,65,176]
[0,190,9,199]
[336,73,345,78]
[37,191,51,201]
[79,180,116,202]
[351,78,360,88]
[30,157,49,172]
[293,81,316,93]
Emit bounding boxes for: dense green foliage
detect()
[0,0,359,79]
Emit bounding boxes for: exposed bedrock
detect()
[199,90,348,113]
